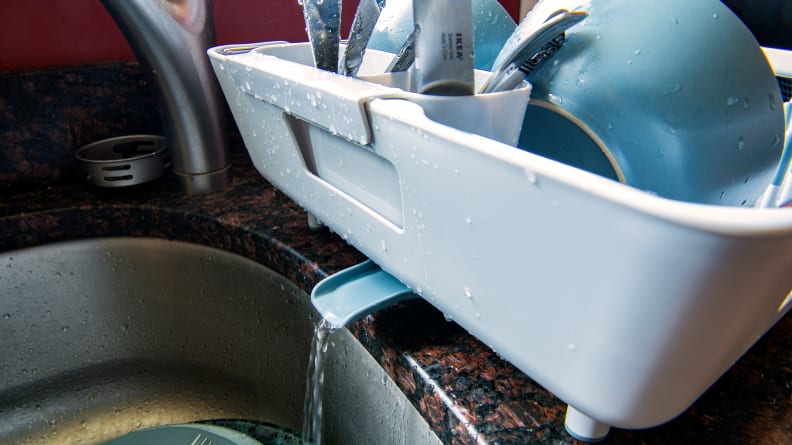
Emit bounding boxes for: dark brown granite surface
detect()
[2,155,791,445]
[2,62,791,445]
[0,63,161,191]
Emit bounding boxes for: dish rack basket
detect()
[209,42,792,440]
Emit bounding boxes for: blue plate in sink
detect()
[101,420,302,445]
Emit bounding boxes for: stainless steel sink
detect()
[0,237,442,445]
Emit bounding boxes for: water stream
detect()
[302,317,335,445]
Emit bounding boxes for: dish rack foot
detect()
[564,405,610,442]
[307,212,323,231]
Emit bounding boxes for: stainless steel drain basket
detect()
[76,135,169,187]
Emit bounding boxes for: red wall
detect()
[0,0,519,73]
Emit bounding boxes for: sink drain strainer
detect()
[77,135,169,187]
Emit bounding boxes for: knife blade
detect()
[385,27,416,73]
[340,0,387,76]
[300,0,342,72]
[413,0,475,96]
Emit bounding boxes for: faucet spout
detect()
[101,0,230,193]
[311,260,419,328]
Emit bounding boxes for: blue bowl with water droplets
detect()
[517,0,783,206]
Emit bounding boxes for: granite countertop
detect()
[2,153,791,445]
[1,62,791,445]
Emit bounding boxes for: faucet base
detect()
[173,165,230,195]
[102,0,231,195]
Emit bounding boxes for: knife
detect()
[413,0,475,95]
[385,28,416,73]
[301,0,342,72]
[340,0,387,76]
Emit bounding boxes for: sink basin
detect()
[0,237,442,445]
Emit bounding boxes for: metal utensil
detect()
[385,28,416,72]
[340,0,386,76]
[366,0,517,71]
[300,0,342,71]
[412,0,475,95]
[480,9,587,93]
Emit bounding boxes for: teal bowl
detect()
[518,0,784,206]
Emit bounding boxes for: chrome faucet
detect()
[101,0,230,194]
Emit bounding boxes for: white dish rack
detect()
[209,42,792,440]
